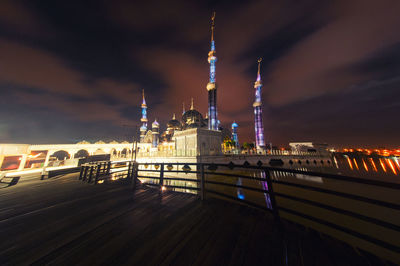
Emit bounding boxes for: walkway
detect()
[0,174,384,265]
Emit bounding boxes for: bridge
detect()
[1,161,398,265]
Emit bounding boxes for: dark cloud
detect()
[0,0,399,148]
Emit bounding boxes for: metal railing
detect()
[79,160,400,264]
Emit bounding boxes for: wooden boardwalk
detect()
[0,174,383,265]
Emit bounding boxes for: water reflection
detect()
[334,153,399,182]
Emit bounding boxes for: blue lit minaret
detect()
[207,12,218,131]
[253,58,265,150]
[231,122,239,149]
[140,89,148,143]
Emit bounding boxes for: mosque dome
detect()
[152,119,159,128]
[77,140,90,144]
[167,113,182,130]
[182,99,206,129]
[232,122,238,128]
[182,109,205,129]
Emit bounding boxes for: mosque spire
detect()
[210,11,216,43]
[172,113,176,120]
[207,11,218,130]
[257,58,262,82]
[190,97,194,110]
[182,102,185,114]
[142,89,146,106]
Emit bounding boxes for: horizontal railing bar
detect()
[163,170,200,174]
[164,185,200,191]
[137,169,162,172]
[210,163,400,189]
[203,171,266,181]
[143,183,200,191]
[108,168,128,174]
[273,180,400,210]
[278,206,400,253]
[275,192,400,232]
[205,180,270,194]
[163,177,200,183]
[137,175,161,179]
[138,169,200,174]
[105,161,400,190]
[137,176,200,183]
[205,189,273,213]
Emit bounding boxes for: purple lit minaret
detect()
[207,12,218,131]
[253,58,265,150]
[140,90,148,143]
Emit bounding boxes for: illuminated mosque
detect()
[137,12,266,156]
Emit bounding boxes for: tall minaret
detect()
[253,58,265,150]
[207,12,218,131]
[152,119,159,148]
[140,89,148,143]
[231,121,239,149]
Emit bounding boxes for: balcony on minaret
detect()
[253,101,262,108]
[208,51,217,63]
[254,80,262,88]
[207,82,217,91]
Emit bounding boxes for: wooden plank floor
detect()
[0,174,385,265]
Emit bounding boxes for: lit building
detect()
[140,90,148,143]
[253,58,265,151]
[207,12,218,131]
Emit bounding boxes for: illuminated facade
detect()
[207,12,218,131]
[253,58,265,150]
[140,90,148,143]
[231,122,239,149]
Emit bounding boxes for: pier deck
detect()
[0,174,381,265]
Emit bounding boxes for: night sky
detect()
[0,0,399,148]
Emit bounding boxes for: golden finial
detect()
[142,89,145,100]
[257,58,262,77]
[190,97,194,110]
[211,11,216,41]
[172,113,176,120]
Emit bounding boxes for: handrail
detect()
[78,160,400,262]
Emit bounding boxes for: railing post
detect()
[264,168,279,220]
[200,163,205,200]
[130,162,138,190]
[82,166,88,182]
[88,166,94,183]
[127,161,132,180]
[94,163,101,184]
[107,161,111,175]
[79,166,84,180]
[159,163,164,188]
